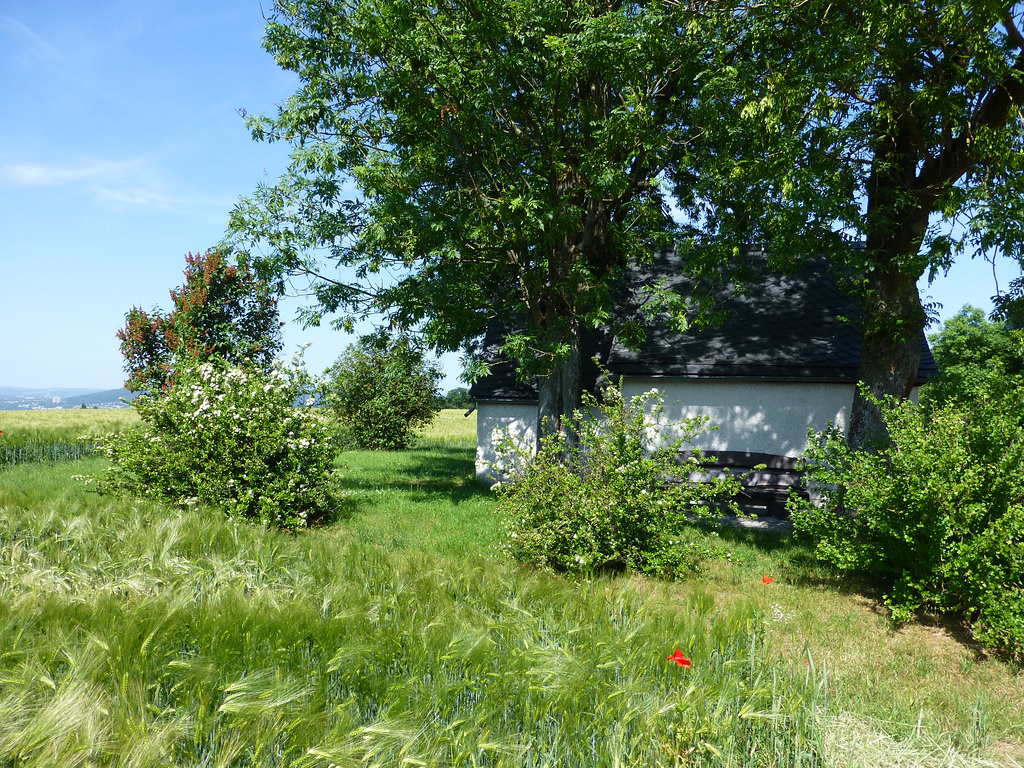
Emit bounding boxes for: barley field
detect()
[0,408,1020,766]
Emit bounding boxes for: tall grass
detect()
[1,458,826,767]
[1,409,1021,766]
[420,408,477,443]
[0,409,139,469]
[0,408,139,437]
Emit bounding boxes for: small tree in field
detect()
[118,248,282,393]
[443,388,472,410]
[325,330,442,450]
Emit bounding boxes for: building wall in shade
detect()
[474,379,871,483]
[622,379,854,458]
[476,402,538,484]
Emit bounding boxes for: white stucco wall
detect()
[476,402,538,483]
[475,379,856,481]
[622,379,854,458]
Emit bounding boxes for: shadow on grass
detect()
[693,517,891,600]
[700,517,1001,660]
[400,445,479,483]
[335,441,493,518]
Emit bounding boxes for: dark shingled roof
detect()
[469,249,939,402]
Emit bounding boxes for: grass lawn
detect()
[0,409,1020,767]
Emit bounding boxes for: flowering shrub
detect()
[494,380,739,576]
[789,386,1024,661]
[97,359,340,529]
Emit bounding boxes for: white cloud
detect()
[0,16,60,63]
[0,156,233,212]
[2,158,144,187]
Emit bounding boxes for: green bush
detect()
[324,330,442,450]
[96,359,340,529]
[920,304,1024,411]
[442,386,473,410]
[789,387,1024,661]
[494,381,739,577]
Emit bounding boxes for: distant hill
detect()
[62,389,139,407]
[0,386,96,398]
[0,386,138,410]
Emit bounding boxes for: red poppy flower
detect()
[667,650,691,668]
[762,575,775,585]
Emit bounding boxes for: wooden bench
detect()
[674,450,808,516]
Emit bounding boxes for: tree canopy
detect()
[324,330,443,450]
[443,387,473,410]
[229,0,725,439]
[683,1,1024,446]
[231,0,1024,450]
[118,248,282,393]
[922,304,1024,408]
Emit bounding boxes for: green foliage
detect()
[118,248,282,393]
[921,304,1024,410]
[495,381,740,577]
[229,0,720,428]
[96,359,339,529]
[789,388,1024,661]
[679,2,1024,446]
[442,386,472,410]
[324,330,442,450]
[0,466,827,767]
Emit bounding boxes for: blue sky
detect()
[0,0,421,391]
[0,1,1019,391]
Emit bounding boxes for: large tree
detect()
[229,0,721,441]
[681,1,1024,447]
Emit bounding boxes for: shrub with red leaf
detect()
[118,248,282,393]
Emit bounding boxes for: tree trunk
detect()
[848,326,922,450]
[537,365,563,442]
[535,321,584,453]
[560,320,583,452]
[847,254,926,450]
[851,115,931,451]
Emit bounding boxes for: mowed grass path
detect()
[330,411,499,557]
[0,409,1021,767]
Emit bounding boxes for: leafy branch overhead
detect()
[229,0,720,440]
[231,0,1024,450]
[683,1,1024,445]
